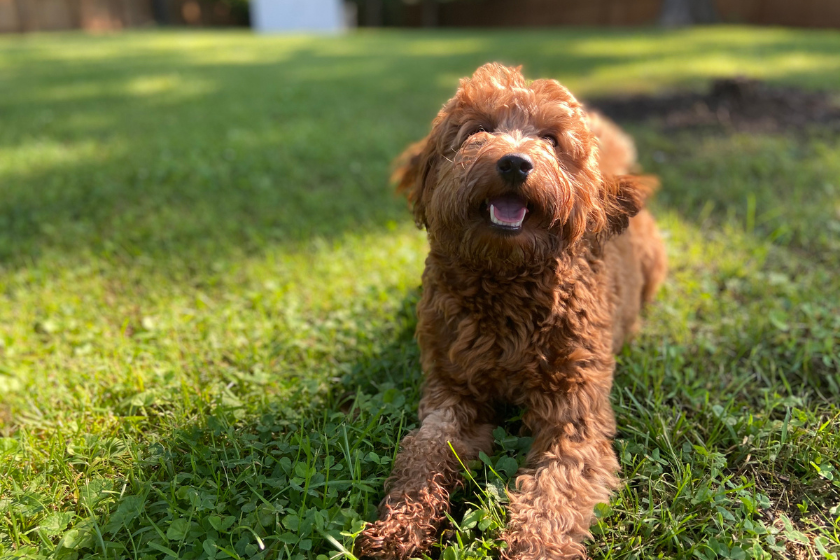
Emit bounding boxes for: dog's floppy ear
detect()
[597,174,658,235]
[392,135,436,228]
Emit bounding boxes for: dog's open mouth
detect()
[487,194,528,230]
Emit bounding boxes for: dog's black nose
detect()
[496,154,533,183]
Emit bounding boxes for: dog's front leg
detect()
[503,406,620,560]
[356,395,494,560]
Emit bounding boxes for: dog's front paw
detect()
[354,519,428,560]
[354,492,446,560]
[353,521,401,560]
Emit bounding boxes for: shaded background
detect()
[3,0,840,32]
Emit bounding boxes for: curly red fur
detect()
[354,479,449,559]
[358,63,667,560]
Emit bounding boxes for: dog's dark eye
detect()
[459,125,487,146]
[542,134,558,148]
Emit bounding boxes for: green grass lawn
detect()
[1,26,839,560]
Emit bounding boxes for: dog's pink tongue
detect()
[489,194,527,223]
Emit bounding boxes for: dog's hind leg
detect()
[355,391,494,560]
[503,399,619,560]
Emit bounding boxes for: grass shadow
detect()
[3,28,840,272]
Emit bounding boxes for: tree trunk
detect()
[152,0,170,24]
[659,0,717,26]
[13,0,30,31]
[364,0,382,26]
[421,0,439,27]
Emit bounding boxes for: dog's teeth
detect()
[490,204,524,228]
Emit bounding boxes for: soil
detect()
[588,77,840,133]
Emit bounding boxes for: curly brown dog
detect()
[356,63,667,560]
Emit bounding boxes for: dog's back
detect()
[587,110,637,176]
[604,210,667,352]
[589,111,667,351]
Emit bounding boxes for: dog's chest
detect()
[419,265,606,401]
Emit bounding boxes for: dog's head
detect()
[395,63,651,271]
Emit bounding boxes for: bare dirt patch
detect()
[589,78,840,133]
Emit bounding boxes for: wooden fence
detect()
[719,0,840,28]
[0,0,246,32]
[3,0,840,33]
[0,0,153,32]
[398,0,840,28]
[401,0,662,27]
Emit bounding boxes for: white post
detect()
[251,0,346,33]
